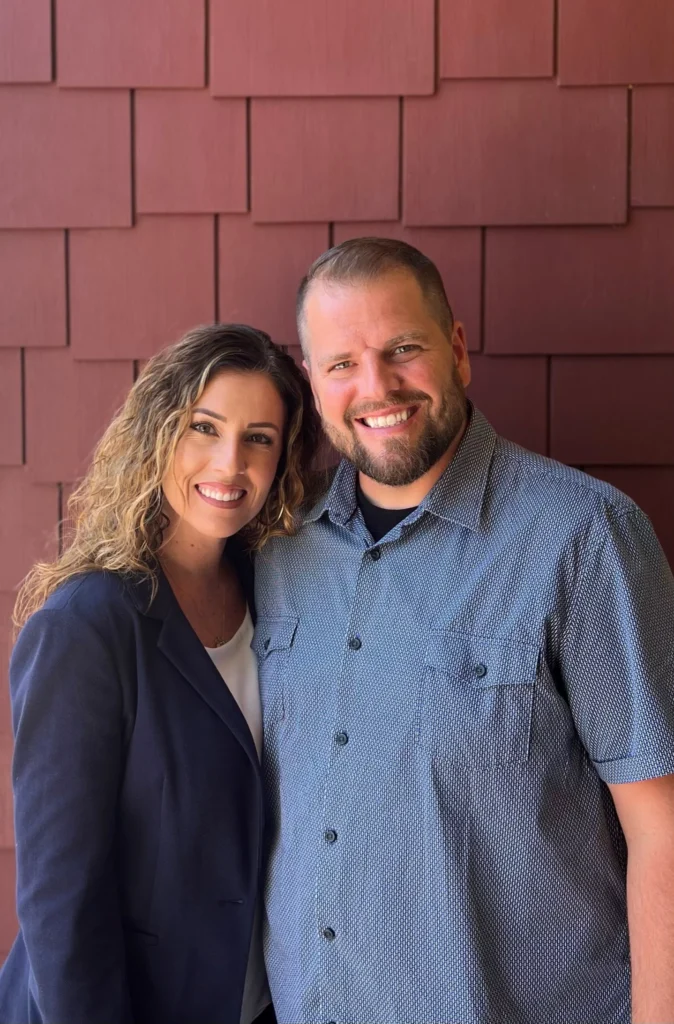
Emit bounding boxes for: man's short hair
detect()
[296,237,455,357]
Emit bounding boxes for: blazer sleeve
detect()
[9,605,134,1023]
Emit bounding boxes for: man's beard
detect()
[323,370,467,487]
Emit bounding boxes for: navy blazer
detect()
[0,552,263,1024]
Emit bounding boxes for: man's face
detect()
[302,270,471,487]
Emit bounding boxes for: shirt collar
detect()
[305,405,497,533]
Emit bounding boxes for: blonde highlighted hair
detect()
[14,324,321,632]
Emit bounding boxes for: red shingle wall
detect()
[1,0,673,956]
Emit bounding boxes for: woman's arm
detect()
[10,605,133,1023]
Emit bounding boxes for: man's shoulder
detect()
[491,435,639,527]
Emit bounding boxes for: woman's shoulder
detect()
[43,570,133,612]
[12,571,155,683]
[35,570,147,638]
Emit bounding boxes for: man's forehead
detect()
[305,268,424,312]
[303,274,433,345]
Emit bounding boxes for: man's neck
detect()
[357,417,468,510]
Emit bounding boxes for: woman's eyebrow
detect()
[193,408,280,432]
[193,406,225,422]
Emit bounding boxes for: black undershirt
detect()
[356,482,417,544]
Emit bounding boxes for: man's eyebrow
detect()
[386,330,428,347]
[317,332,429,369]
[192,408,280,432]
[317,352,352,369]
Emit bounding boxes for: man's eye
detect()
[393,344,419,356]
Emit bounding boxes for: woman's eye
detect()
[330,361,352,372]
[247,433,274,446]
[190,421,217,435]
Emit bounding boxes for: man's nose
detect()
[359,351,402,400]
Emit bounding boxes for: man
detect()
[255,237,674,1024]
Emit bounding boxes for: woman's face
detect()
[162,370,286,541]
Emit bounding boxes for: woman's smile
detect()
[195,482,248,509]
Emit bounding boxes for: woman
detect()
[0,324,319,1024]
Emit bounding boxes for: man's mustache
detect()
[344,390,430,423]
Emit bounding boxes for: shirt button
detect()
[334,731,349,746]
[322,927,336,941]
[370,547,381,561]
[324,829,338,844]
[475,662,488,679]
[348,636,362,650]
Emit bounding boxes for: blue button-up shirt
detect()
[254,408,674,1024]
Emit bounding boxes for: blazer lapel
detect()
[131,570,260,771]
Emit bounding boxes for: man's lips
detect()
[352,404,420,432]
[195,483,247,509]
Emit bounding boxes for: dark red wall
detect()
[1,0,673,953]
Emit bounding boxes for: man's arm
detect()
[609,774,674,1024]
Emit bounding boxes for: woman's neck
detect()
[159,521,227,584]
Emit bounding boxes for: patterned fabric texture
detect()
[254,407,674,1024]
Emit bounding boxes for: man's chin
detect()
[352,446,430,488]
[326,426,433,486]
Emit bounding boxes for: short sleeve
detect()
[560,507,674,785]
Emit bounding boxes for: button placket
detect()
[318,547,374,1003]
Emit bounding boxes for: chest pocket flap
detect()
[425,631,539,687]
[254,616,299,657]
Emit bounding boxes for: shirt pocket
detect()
[416,631,538,766]
[252,616,299,725]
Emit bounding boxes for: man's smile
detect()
[352,404,420,434]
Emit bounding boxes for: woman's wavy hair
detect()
[14,323,321,631]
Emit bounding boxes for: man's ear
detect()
[302,358,322,416]
[451,322,471,389]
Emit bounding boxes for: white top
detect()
[205,609,270,1024]
[206,608,262,757]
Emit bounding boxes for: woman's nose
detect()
[213,438,246,476]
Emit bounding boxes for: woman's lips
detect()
[195,483,247,509]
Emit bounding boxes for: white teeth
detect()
[198,486,244,503]
[363,408,412,429]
